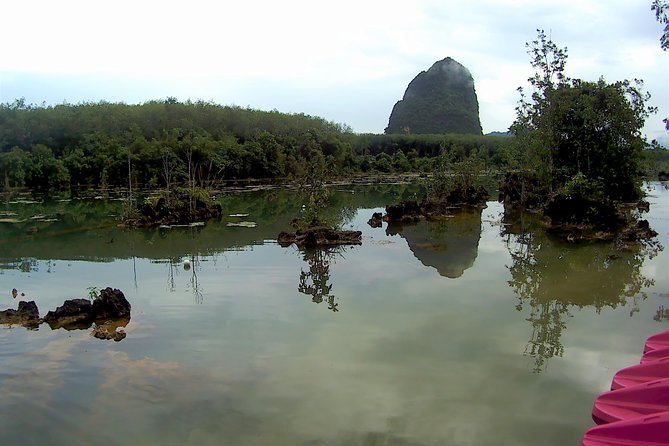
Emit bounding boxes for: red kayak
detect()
[611,357,669,390]
[643,330,669,354]
[592,378,669,424]
[641,346,669,364]
[581,412,669,446]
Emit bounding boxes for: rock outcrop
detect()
[1,287,131,340]
[377,189,489,226]
[43,299,95,329]
[92,287,131,320]
[278,228,362,248]
[0,301,40,328]
[385,57,483,135]
[125,189,222,227]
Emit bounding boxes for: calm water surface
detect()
[1,183,668,446]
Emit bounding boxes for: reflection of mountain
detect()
[386,209,482,278]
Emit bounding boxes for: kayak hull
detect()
[643,330,669,354]
[592,379,669,425]
[581,412,669,446]
[610,357,669,390]
[641,346,669,364]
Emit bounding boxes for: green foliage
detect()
[295,155,333,230]
[86,286,99,302]
[426,146,487,204]
[0,99,354,190]
[652,0,669,50]
[644,146,669,178]
[508,30,655,211]
[543,173,626,230]
[0,98,515,192]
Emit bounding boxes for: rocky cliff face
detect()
[385,57,483,135]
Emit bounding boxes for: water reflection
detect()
[297,248,346,312]
[386,209,483,278]
[502,207,658,372]
[654,306,669,322]
[161,254,205,304]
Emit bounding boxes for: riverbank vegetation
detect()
[1,26,666,238]
[501,29,659,238]
[0,97,515,193]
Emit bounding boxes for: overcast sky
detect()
[1,0,666,141]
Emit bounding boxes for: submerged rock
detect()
[367,212,383,228]
[91,319,129,342]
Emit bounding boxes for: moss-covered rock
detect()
[124,188,222,227]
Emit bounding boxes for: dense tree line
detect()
[0,98,512,191]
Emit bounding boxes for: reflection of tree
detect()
[297,248,345,312]
[165,253,203,304]
[187,254,203,305]
[654,306,669,322]
[523,301,569,373]
[503,207,659,372]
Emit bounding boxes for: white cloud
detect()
[1,0,666,136]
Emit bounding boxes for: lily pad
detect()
[227,221,257,228]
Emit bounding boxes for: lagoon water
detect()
[1,183,668,446]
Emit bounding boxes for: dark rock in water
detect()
[385,57,483,135]
[385,201,422,223]
[637,200,650,212]
[0,301,40,328]
[278,231,295,246]
[43,299,95,329]
[620,219,658,241]
[440,186,489,209]
[278,228,362,248]
[1,288,132,335]
[17,301,38,319]
[126,190,222,227]
[383,192,488,224]
[92,287,131,320]
[498,172,546,210]
[367,212,383,228]
[43,288,131,330]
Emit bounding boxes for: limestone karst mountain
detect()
[385,57,483,135]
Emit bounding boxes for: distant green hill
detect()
[385,57,483,135]
[485,131,512,137]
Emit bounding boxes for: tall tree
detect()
[509,30,656,213]
[652,0,669,50]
